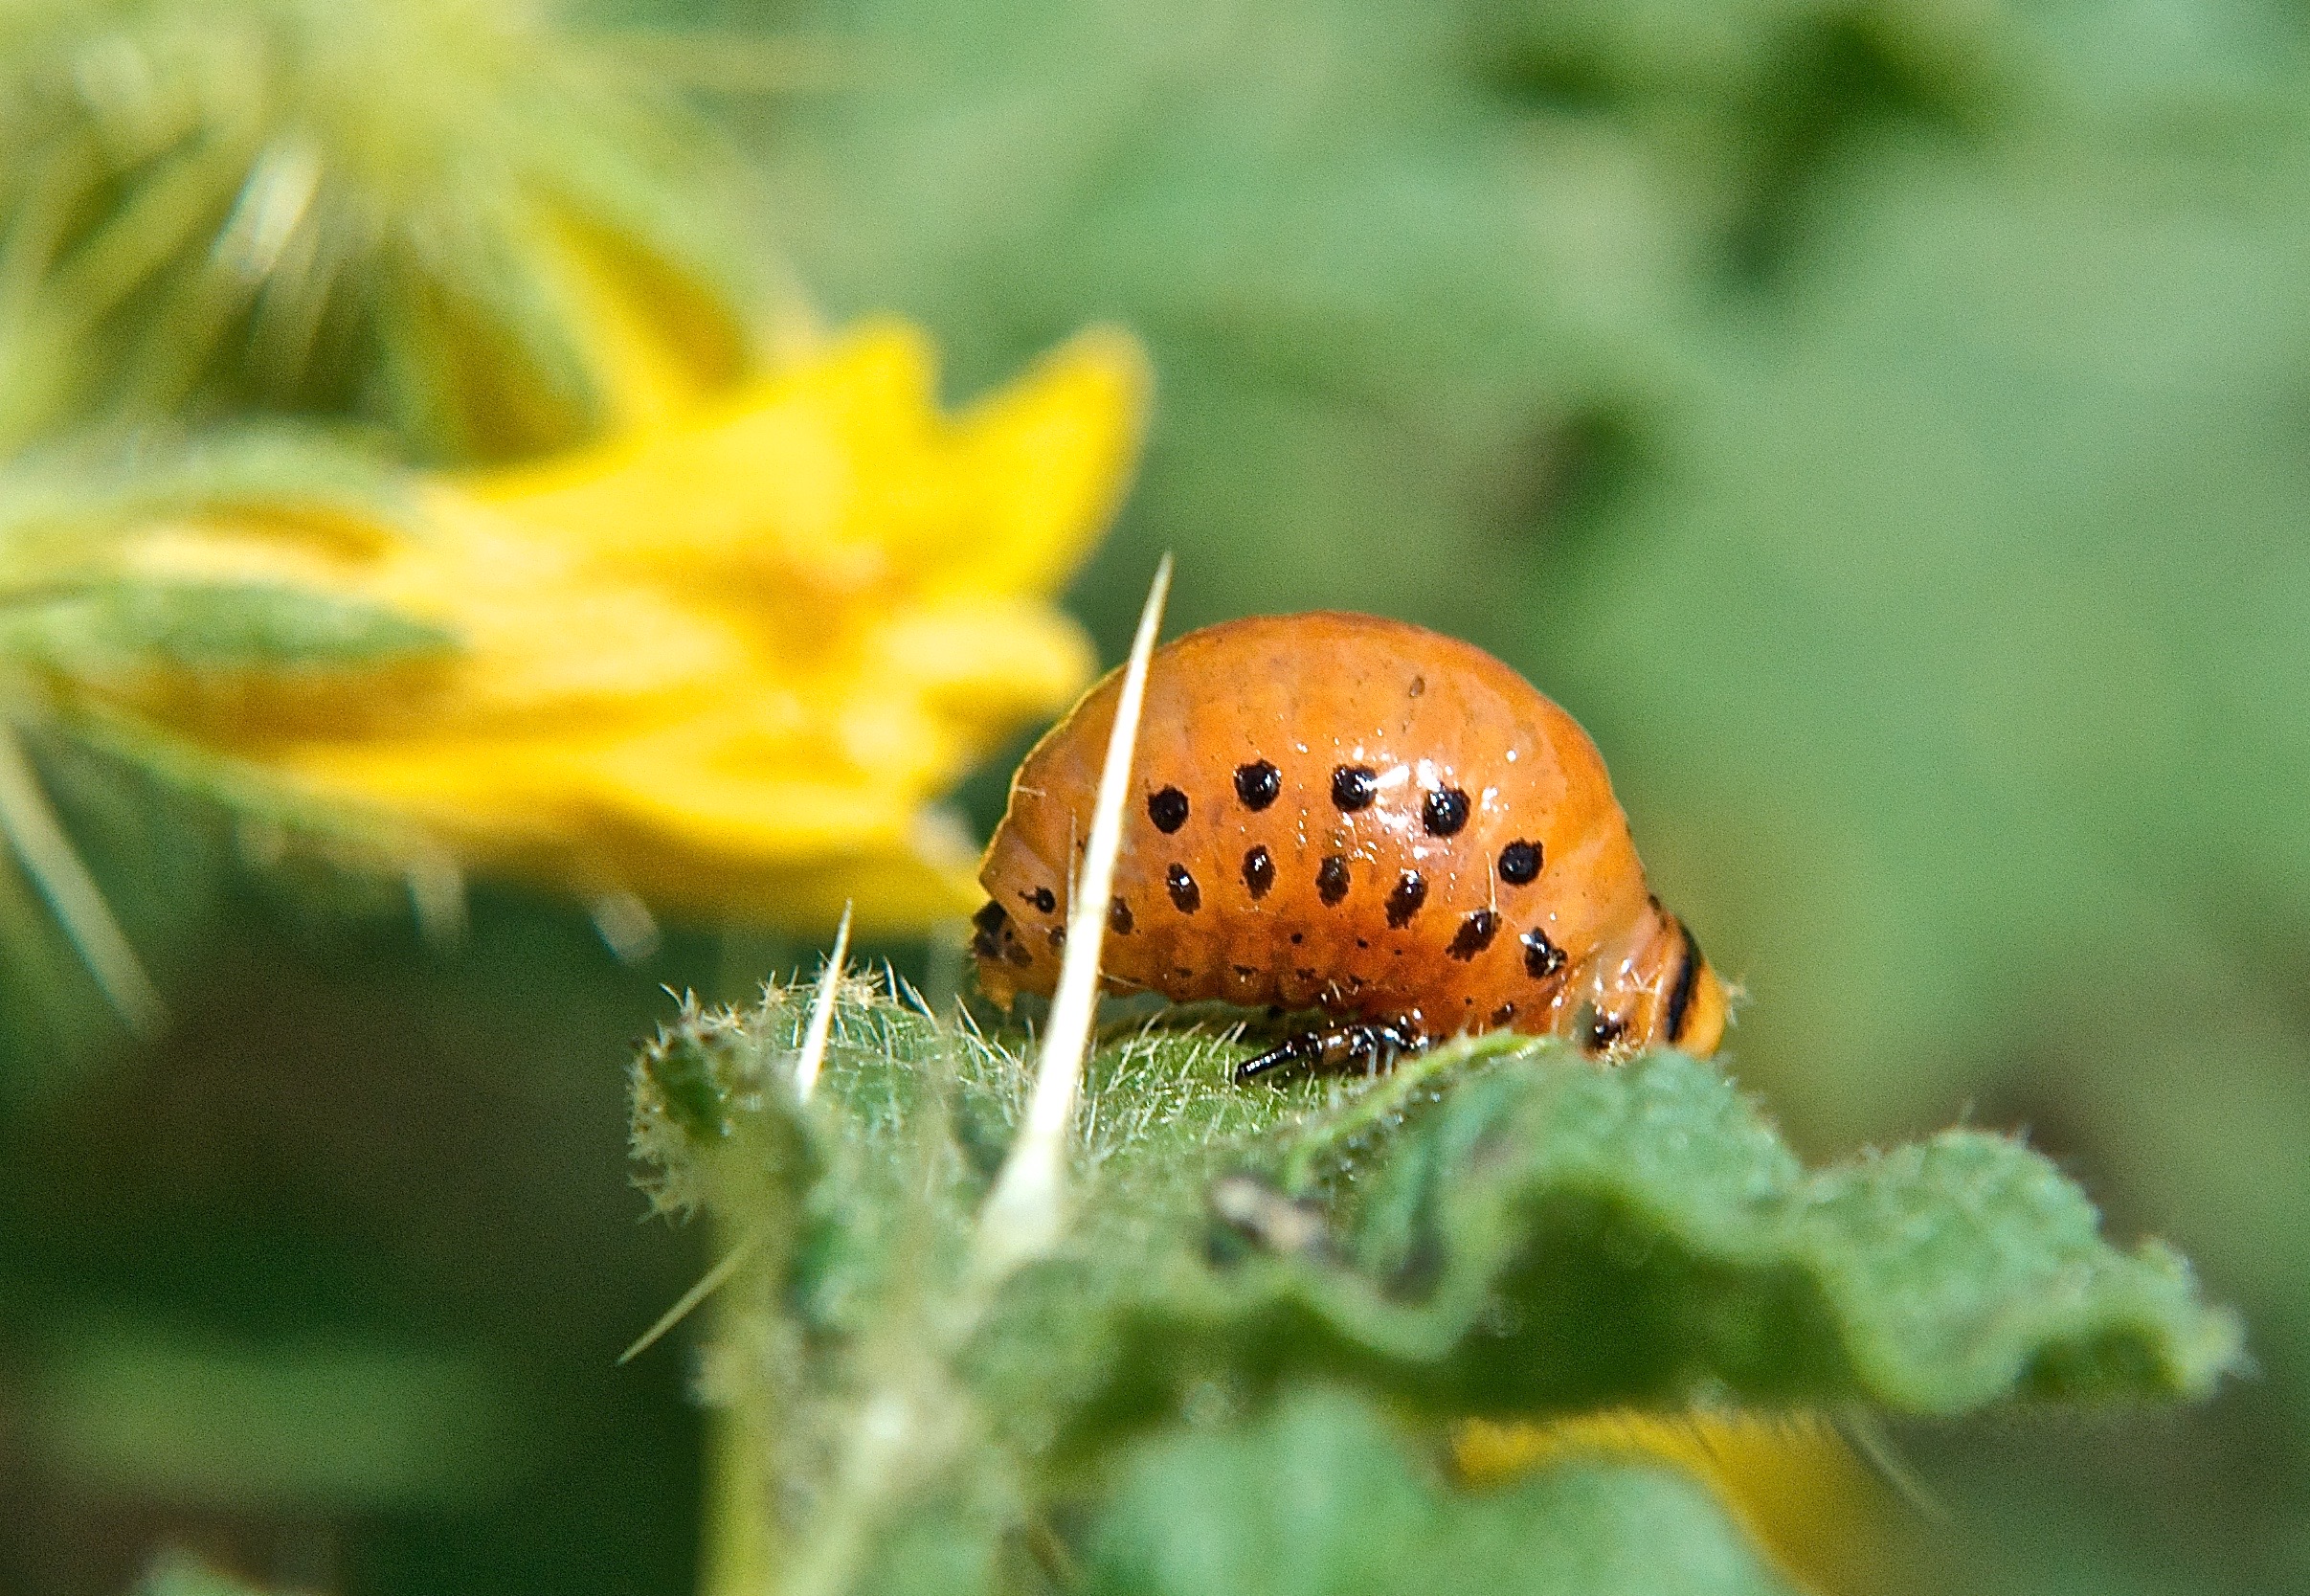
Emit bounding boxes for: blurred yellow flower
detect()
[71,321,1149,933]
[1456,1411,1919,1595]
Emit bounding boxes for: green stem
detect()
[698,1224,777,1596]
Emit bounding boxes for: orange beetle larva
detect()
[970,612,1727,1079]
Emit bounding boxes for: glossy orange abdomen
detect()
[972,612,1724,1057]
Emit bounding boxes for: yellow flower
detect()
[1455,1412,1918,1595]
[77,321,1149,933]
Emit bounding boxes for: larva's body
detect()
[972,612,1725,1066]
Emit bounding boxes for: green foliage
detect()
[627,980,2236,1596]
[26,1321,511,1508]
[1071,1045,2232,1447]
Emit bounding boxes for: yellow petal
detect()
[1456,1412,1915,1596]
[61,319,1148,933]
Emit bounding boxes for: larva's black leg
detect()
[1234,1015,1426,1085]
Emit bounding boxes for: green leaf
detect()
[1067,1038,2240,1446]
[632,984,2238,1592]
[1082,1386,1799,1596]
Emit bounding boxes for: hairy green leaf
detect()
[1065,1039,2239,1446]
[630,984,2238,1587]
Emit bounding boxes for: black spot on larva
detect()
[1585,1011,1630,1054]
[1421,788,1469,837]
[1109,895,1134,935]
[1521,927,1567,980]
[1331,764,1379,811]
[1020,885,1057,914]
[1666,922,1703,1043]
[1447,909,1499,960]
[1166,864,1201,913]
[970,901,1008,959]
[1490,1003,1516,1026]
[1234,759,1281,811]
[1497,839,1542,886]
[1316,854,1351,904]
[1290,932,1305,945]
[1408,674,1425,698]
[1243,844,1275,899]
[1385,870,1427,928]
[1047,926,1065,951]
[1148,785,1190,833]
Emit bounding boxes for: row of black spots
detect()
[1334,762,1476,840]
[1148,838,1533,937]
[1308,854,1520,944]
[1228,753,1479,841]
[1020,829,1514,936]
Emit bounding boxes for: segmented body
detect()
[972,612,1725,1059]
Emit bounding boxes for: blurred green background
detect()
[4,1,2306,1593]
